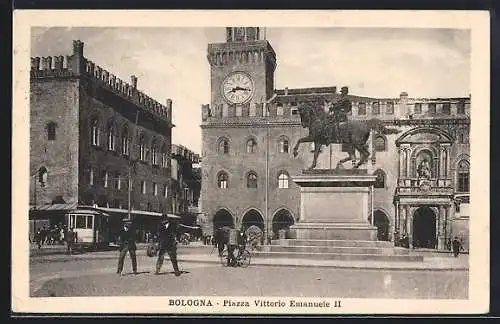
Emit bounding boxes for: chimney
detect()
[72,40,84,57]
[166,99,173,121]
[71,40,84,75]
[130,75,138,89]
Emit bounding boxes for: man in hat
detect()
[155,215,181,276]
[116,219,138,276]
[329,86,352,142]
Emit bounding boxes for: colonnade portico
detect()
[394,126,455,250]
[395,201,454,250]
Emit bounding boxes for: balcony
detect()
[396,178,454,197]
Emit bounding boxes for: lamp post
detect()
[127,111,140,221]
[265,101,271,244]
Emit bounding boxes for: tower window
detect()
[246,138,257,153]
[217,172,228,189]
[278,137,289,153]
[247,172,258,188]
[218,138,230,154]
[141,180,147,194]
[372,102,380,115]
[47,122,57,141]
[278,171,289,189]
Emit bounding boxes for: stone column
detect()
[406,149,411,179]
[399,147,404,178]
[437,206,444,250]
[443,205,451,250]
[406,206,413,248]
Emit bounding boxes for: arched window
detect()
[38,166,48,187]
[373,169,386,189]
[91,119,100,146]
[107,124,116,151]
[278,137,289,153]
[386,102,394,114]
[218,138,230,154]
[121,126,129,155]
[247,172,258,188]
[246,138,257,153]
[217,172,228,189]
[375,136,386,152]
[457,160,470,193]
[161,144,168,168]
[278,171,289,189]
[139,134,146,161]
[47,122,57,141]
[151,140,158,165]
[358,103,366,115]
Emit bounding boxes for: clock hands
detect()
[230,86,252,93]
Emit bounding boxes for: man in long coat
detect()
[155,216,181,276]
[116,219,138,276]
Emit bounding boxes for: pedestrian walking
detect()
[452,236,462,257]
[116,220,138,276]
[155,215,181,276]
[35,229,42,249]
[65,227,76,255]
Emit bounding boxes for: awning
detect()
[92,207,168,218]
[29,203,79,212]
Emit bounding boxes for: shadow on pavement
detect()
[154,270,190,276]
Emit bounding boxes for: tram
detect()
[65,208,111,250]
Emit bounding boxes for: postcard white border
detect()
[12,10,490,314]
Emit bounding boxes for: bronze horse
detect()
[293,102,400,169]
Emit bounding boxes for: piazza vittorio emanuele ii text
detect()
[12,11,490,315]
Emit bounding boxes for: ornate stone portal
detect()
[290,168,378,241]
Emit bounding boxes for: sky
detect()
[31,27,471,154]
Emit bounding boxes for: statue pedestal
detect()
[290,169,378,241]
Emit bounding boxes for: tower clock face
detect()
[221,72,254,104]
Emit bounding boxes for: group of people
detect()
[32,224,77,255]
[116,215,185,277]
[214,227,248,267]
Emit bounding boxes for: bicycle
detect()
[219,245,251,268]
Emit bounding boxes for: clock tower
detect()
[207,27,277,116]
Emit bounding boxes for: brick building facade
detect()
[200,27,470,251]
[30,40,175,232]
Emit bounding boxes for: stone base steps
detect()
[259,245,410,255]
[252,251,423,262]
[260,239,423,262]
[272,239,394,248]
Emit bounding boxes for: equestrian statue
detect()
[292,86,400,170]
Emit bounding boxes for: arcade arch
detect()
[272,208,295,239]
[412,206,437,249]
[213,208,235,230]
[368,210,390,241]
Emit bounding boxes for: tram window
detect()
[76,215,87,228]
[87,216,93,229]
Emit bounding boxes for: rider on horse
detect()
[328,86,352,142]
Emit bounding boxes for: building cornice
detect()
[201,117,470,129]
